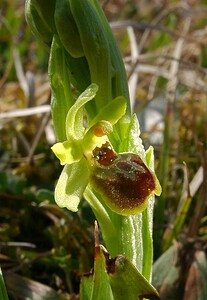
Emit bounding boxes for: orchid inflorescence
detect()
[26,0,162,292]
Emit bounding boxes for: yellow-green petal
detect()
[55,159,89,211]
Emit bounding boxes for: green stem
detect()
[84,186,119,255]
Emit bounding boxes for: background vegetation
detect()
[0,0,207,299]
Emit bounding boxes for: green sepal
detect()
[54,158,89,211]
[88,96,127,129]
[51,140,82,165]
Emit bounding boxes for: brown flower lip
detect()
[90,143,161,216]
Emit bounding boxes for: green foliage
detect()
[0,172,7,191]
[4,272,62,300]
[0,268,9,300]
[152,241,207,299]
[1,0,207,298]
[25,0,162,298]
[49,35,74,141]
[201,45,207,68]
[80,243,159,300]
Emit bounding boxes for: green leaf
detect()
[152,244,180,298]
[80,276,94,300]
[201,45,207,68]
[163,195,192,251]
[109,255,160,300]
[193,251,207,299]
[35,189,54,204]
[25,0,53,46]
[149,32,172,50]
[55,0,84,58]
[0,268,9,300]
[80,245,114,300]
[149,14,176,51]
[32,0,56,33]
[54,158,89,211]
[80,243,160,300]
[89,0,131,116]
[3,272,61,300]
[0,171,7,192]
[70,0,112,111]
[49,35,74,141]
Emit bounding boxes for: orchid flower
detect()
[51,84,161,216]
[51,83,127,212]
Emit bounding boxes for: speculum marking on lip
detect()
[92,142,117,166]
